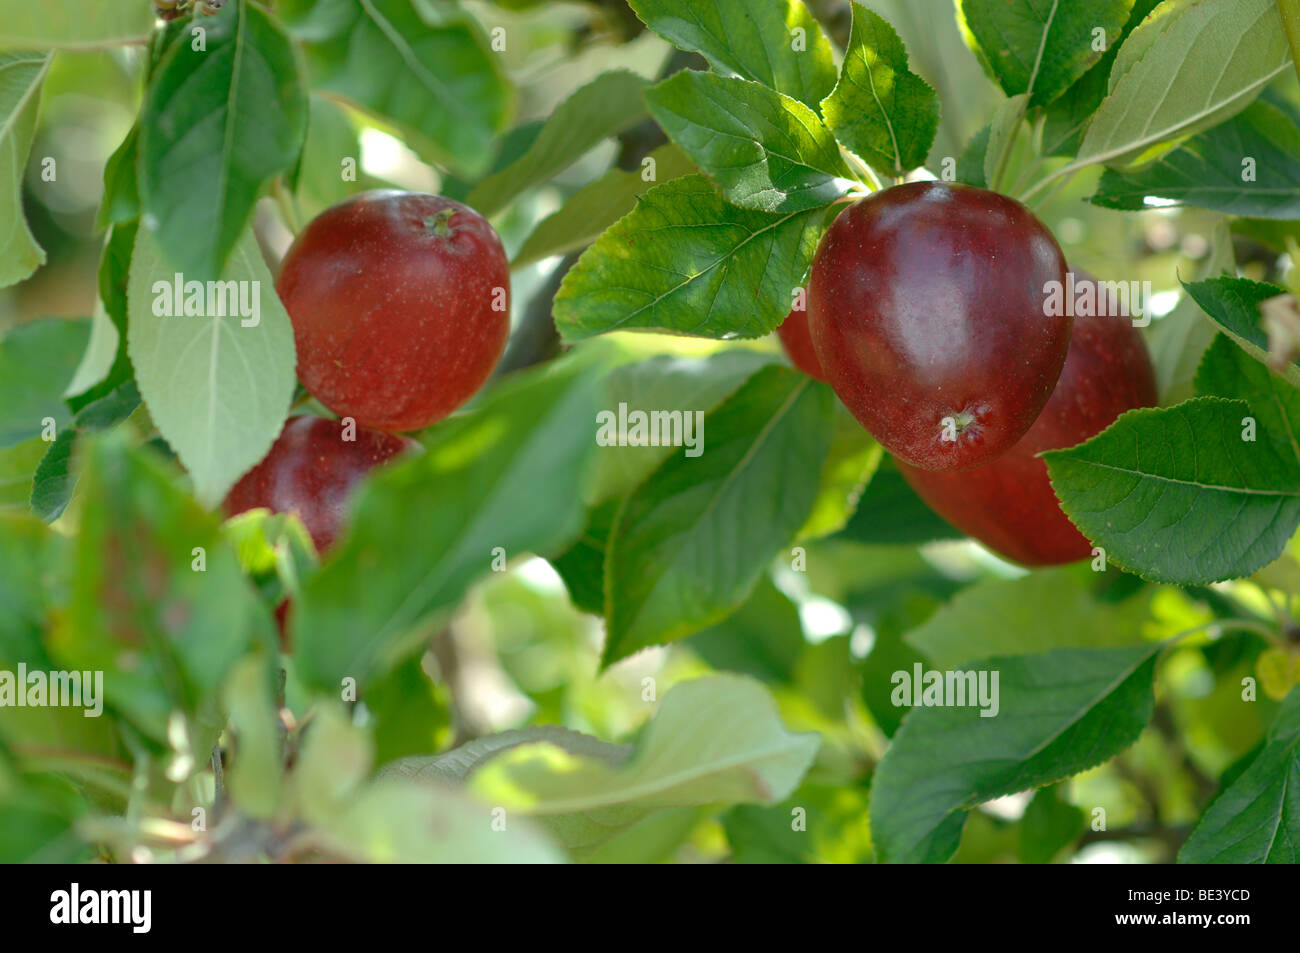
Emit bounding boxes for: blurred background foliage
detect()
[3,0,1297,864]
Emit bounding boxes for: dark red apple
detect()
[224,416,419,553]
[807,181,1070,471]
[896,275,1158,565]
[276,190,510,432]
[776,307,827,382]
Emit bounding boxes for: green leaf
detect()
[0,1,154,50]
[0,515,125,772]
[302,707,563,863]
[1178,685,1300,862]
[905,568,1151,669]
[1257,647,1300,701]
[364,654,453,766]
[1090,101,1300,217]
[1148,220,1234,403]
[957,0,1135,107]
[1041,0,1164,158]
[127,225,296,509]
[603,367,834,664]
[93,21,201,235]
[647,72,849,213]
[0,51,49,288]
[1233,216,1300,253]
[1076,0,1293,170]
[438,116,541,205]
[331,778,565,863]
[48,434,271,745]
[64,306,120,404]
[389,675,820,858]
[589,350,777,503]
[627,0,836,111]
[0,512,53,663]
[549,498,618,616]
[0,317,89,447]
[139,0,308,280]
[870,643,1162,863]
[0,765,91,863]
[838,456,962,545]
[820,2,940,177]
[1044,399,1300,584]
[221,508,316,585]
[982,93,1029,192]
[68,221,137,414]
[954,123,990,188]
[554,175,825,341]
[687,575,805,684]
[294,94,360,219]
[292,355,606,693]
[798,403,880,539]
[95,125,138,231]
[221,656,284,820]
[0,517,127,774]
[1196,334,1300,467]
[468,70,647,217]
[1184,276,1299,388]
[0,439,45,513]
[860,592,934,738]
[31,380,140,522]
[282,0,511,178]
[514,143,694,267]
[583,807,708,864]
[1018,784,1085,863]
[725,780,874,864]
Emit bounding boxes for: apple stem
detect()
[1020,156,1088,204]
[988,100,1027,195]
[839,145,882,192]
[1026,165,1082,212]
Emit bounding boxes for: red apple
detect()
[276,190,510,432]
[224,416,419,553]
[807,181,1070,471]
[776,307,828,382]
[896,276,1158,565]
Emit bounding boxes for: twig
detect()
[271,178,300,235]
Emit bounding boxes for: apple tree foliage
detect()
[1,0,1300,864]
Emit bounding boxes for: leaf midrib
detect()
[1062,457,1300,497]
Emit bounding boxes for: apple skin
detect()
[896,282,1158,566]
[276,190,510,432]
[224,416,419,554]
[807,181,1070,471]
[776,308,828,382]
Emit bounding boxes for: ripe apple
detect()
[776,307,828,382]
[276,190,510,432]
[224,416,419,554]
[896,275,1158,565]
[806,181,1070,471]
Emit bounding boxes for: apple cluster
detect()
[225,190,510,561]
[780,182,1157,566]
